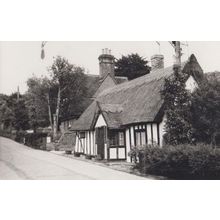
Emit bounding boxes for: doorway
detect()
[96,126,105,159]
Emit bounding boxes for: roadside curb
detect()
[50,150,163,180]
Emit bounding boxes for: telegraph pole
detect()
[170,41,182,67]
[173,41,182,66]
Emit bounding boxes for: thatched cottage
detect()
[70,51,204,162]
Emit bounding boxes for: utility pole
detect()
[170,41,182,67]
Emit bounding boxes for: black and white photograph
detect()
[0,41,219,180]
[1,1,220,220]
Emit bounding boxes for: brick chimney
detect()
[151,54,164,71]
[98,48,115,78]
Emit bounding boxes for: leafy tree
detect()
[1,93,29,132]
[161,66,193,145]
[0,94,13,131]
[26,76,52,131]
[49,56,87,137]
[191,77,220,145]
[115,53,151,80]
[13,98,29,131]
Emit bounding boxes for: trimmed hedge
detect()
[0,130,47,150]
[24,133,47,149]
[0,130,15,140]
[129,144,220,180]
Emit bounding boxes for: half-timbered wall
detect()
[74,120,165,162]
[74,130,97,156]
[125,122,165,162]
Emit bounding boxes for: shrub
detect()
[24,133,47,149]
[85,155,93,160]
[130,144,220,179]
[160,66,193,145]
[65,150,72,154]
[191,78,220,146]
[0,130,15,140]
[15,130,26,143]
[74,152,81,157]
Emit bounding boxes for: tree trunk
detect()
[54,86,61,139]
[46,93,53,131]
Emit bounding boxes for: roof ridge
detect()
[97,61,188,98]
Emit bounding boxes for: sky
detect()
[0,41,220,95]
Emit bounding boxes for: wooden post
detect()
[173,41,182,67]
[53,114,57,140]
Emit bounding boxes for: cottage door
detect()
[96,127,105,159]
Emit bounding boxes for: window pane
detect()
[119,132,124,146]
[109,131,118,146]
[141,131,146,145]
[136,132,141,146]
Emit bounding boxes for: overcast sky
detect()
[0,41,220,95]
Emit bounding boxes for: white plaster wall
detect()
[130,126,135,146]
[126,129,131,162]
[159,115,167,147]
[91,131,94,155]
[82,138,85,153]
[75,135,79,152]
[152,123,158,144]
[95,114,107,128]
[118,148,126,159]
[185,75,198,93]
[147,124,152,144]
[94,131,97,155]
[109,148,117,159]
[87,131,90,154]
[75,134,84,153]
[104,143,108,159]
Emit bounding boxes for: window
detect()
[119,132,125,146]
[134,125,146,146]
[79,131,85,139]
[109,130,125,146]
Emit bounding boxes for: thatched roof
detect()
[98,103,123,129]
[61,73,126,122]
[71,54,203,131]
[84,74,100,98]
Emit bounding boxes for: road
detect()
[0,137,146,180]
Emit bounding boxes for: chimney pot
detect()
[98,48,115,78]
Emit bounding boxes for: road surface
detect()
[0,137,146,180]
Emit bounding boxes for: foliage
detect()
[130,144,220,179]
[0,94,14,130]
[24,132,48,149]
[0,129,16,140]
[0,93,29,132]
[13,98,30,131]
[25,76,51,131]
[14,130,27,143]
[74,152,82,157]
[115,53,151,80]
[48,56,87,135]
[25,56,87,136]
[161,66,193,145]
[191,77,220,145]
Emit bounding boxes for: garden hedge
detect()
[129,144,220,179]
